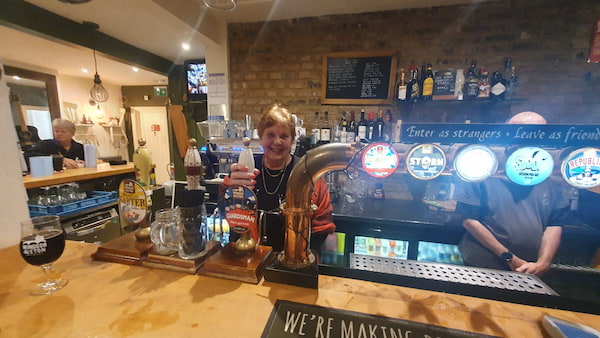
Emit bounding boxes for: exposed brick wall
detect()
[228,0,600,126]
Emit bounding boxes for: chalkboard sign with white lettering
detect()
[322,52,397,105]
[262,300,498,338]
[433,70,456,100]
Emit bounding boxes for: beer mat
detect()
[91,232,152,265]
[262,300,499,338]
[199,243,273,284]
[92,233,220,275]
[143,241,221,274]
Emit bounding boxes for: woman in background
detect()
[25,118,84,169]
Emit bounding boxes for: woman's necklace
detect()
[262,163,288,195]
[264,166,284,178]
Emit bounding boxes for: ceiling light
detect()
[83,21,109,103]
[132,67,139,72]
[82,68,88,73]
[181,43,190,51]
[203,0,236,11]
[12,76,20,80]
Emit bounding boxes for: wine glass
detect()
[20,215,68,295]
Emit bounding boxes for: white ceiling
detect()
[1,0,487,86]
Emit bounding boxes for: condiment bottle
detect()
[133,138,152,188]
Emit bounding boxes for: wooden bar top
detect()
[23,163,135,189]
[1,240,599,337]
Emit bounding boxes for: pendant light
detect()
[84,21,109,103]
[203,0,236,11]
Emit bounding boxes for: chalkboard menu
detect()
[322,52,397,105]
[433,69,456,100]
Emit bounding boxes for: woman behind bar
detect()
[25,118,85,169]
[221,103,335,256]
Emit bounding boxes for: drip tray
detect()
[350,254,557,296]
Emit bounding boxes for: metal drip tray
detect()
[350,254,557,296]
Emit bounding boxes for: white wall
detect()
[58,75,128,160]
[0,60,30,249]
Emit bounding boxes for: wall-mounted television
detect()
[185,59,208,102]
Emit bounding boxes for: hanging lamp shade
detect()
[83,21,109,103]
[203,0,236,11]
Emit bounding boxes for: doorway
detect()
[130,106,171,185]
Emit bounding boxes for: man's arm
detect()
[515,226,562,276]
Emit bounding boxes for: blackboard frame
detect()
[321,51,397,105]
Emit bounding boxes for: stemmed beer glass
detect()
[19,215,68,295]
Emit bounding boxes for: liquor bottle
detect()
[133,138,152,188]
[477,68,490,98]
[383,109,393,142]
[339,111,348,143]
[397,68,407,101]
[347,111,357,143]
[367,111,375,140]
[464,61,479,100]
[454,69,465,100]
[374,110,385,141]
[310,111,320,146]
[237,137,255,174]
[184,138,203,190]
[357,109,367,140]
[505,60,518,99]
[407,65,420,103]
[320,111,331,144]
[421,63,434,100]
[490,71,507,100]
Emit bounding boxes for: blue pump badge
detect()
[561,147,600,189]
[505,147,554,186]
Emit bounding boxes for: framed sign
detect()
[322,51,397,105]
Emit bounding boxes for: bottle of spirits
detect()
[454,69,465,100]
[320,111,331,144]
[338,111,348,143]
[505,61,518,100]
[421,63,434,100]
[464,61,479,100]
[383,109,393,142]
[397,68,407,101]
[357,109,367,140]
[374,110,385,141]
[477,68,490,98]
[490,71,507,100]
[347,111,357,143]
[367,111,375,140]
[310,111,320,146]
[184,138,203,190]
[407,65,420,103]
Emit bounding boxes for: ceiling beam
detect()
[0,0,174,75]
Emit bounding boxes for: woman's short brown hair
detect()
[257,103,296,140]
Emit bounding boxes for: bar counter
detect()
[1,241,599,337]
[23,163,135,189]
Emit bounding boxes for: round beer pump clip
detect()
[361,142,400,178]
[405,144,447,180]
[454,144,498,182]
[505,147,554,186]
[561,147,600,189]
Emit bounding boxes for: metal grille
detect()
[350,254,557,295]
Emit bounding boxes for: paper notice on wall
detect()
[208,73,226,98]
